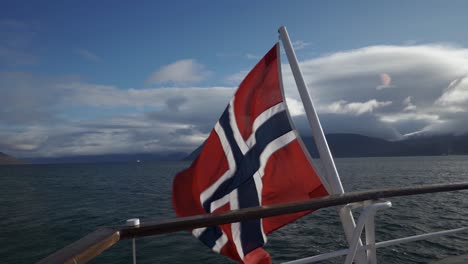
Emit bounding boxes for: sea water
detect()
[1,156,468,263]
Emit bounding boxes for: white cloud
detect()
[296,44,468,87]
[325,99,392,115]
[379,112,439,123]
[292,40,311,50]
[402,96,416,111]
[76,49,102,63]
[435,76,468,106]
[226,70,248,84]
[146,59,212,85]
[215,52,240,58]
[0,126,48,151]
[246,53,259,60]
[62,83,234,109]
[285,97,305,116]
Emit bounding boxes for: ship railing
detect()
[37,182,468,264]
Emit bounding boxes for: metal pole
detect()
[126,218,140,264]
[132,239,136,264]
[277,25,367,264]
[365,214,378,264]
[277,26,343,195]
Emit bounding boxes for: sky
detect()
[2,0,468,158]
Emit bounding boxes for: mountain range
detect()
[2,133,467,165]
[0,152,24,165]
[304,133,467,158]
[184,133,468,160]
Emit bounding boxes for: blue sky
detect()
[4,1,468,87]
[2,1,468,157]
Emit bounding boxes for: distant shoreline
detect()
[0,152,25,166]
[5,133,468,165]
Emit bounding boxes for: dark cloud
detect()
[292,114,401,140]
[165,96,187,112]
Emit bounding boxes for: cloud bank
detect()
[3,44,468,157]
[280,44,468,139]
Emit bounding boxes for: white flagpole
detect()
[278,26,367,264]
[278,26,343,195]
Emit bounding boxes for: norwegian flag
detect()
[172,43,328,263]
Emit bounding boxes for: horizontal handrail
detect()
[118,182,468,239]
[37,182,468,264]
[37,227,120,264]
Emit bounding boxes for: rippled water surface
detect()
[1,156,468,263]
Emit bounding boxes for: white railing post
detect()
[343,201,392,264]
[365,214,377,264]
[126,218,140,264]
[282,200,392,264]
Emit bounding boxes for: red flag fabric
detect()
[173,43,328,263]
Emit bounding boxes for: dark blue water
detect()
[1,156,468,263]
